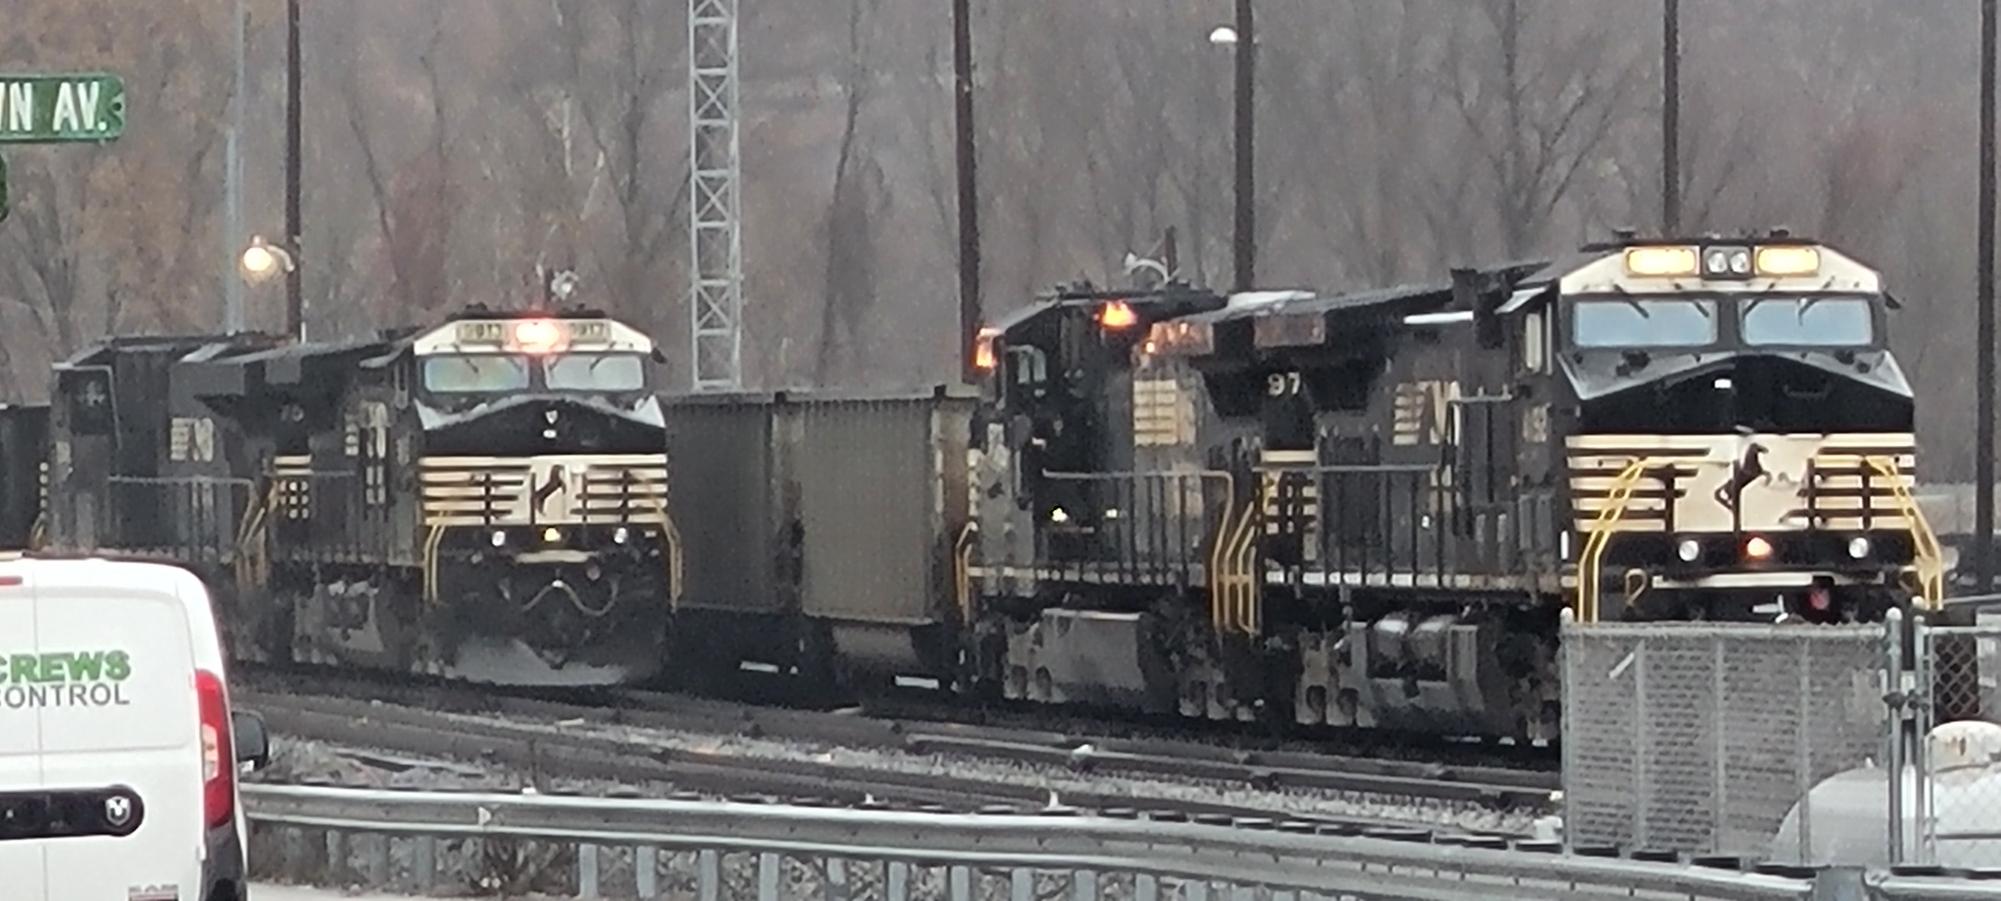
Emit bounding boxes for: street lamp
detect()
[240,235,296,286]
[1209,0,1256,293]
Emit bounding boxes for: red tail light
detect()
[195,669,235,828]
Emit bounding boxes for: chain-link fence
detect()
[1562,620,1892,860]
[1908,616,2001,868]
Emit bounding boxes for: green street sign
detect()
[0,74,125,143]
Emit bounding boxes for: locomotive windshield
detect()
[423,355,531,393]
[544,353,647,392]
[1739,296,1874,346]
[420,352,648,394]
[1571,297,1717,348]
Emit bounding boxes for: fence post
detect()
[635,846,658,899]
[889,860,910,901]
[1914,616,1935,864]
[698,849,720,901]
[757,852,780,901]
[578,843,600,897]
[1011,868,1034,901]
[825,857,847,901]
[1558,608,1575,854]
[1796,635,1814,864]
[1072,870,1097,901]
[1713,634,1728,849]
[1885,607,1905,866]
[1634,636,1650,850]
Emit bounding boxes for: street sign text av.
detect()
[0,74,126,143]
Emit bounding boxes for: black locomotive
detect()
[962,234,1936,739]
[21,308,678,685]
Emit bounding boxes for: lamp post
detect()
[1210,0,1256,293]
[1662,0,1680,234]
[952,0,982,384]
[224,0,247,334]
[285,0,303,341]
[1978,0,1996,594]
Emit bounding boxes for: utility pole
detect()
[1977,0,1996,594]
[224,0,246,333]
[1662,0,1681,235]
[285,0,304,340]
[952,0,983,384]
[1232,0,1256,293]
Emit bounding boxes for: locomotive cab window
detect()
[544,353,648,392]
[422,355,531,393]
[1739,296,1875,347]
[1570,297,1717,348]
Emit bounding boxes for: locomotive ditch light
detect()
[1676,538,1701,563]
[1098,301,1140,330]
[542,527,563,544]
[1848,536,1871,560]
[1755,245,1820,277]
[1622,246,1699,277]
[1743,535,1774,561]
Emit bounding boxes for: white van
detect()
[0,556,272,901]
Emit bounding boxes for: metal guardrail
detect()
[238,784,1989,901]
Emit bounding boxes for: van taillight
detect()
[195,670,234,828]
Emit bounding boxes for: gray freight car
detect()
[661,387,976,690]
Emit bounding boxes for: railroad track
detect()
[234,663,1559,833]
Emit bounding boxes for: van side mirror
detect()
[232,710,271,772]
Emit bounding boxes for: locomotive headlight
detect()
[1848,536,1872,560]
[1755,246,1821,277]
[1744,535,1775,561]
[1676,538,1701,563]
[542,527,563,544]
[613,526,631,545]
[490,530,507,548]
[1623,246,1698,277]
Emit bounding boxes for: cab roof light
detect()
[1623,246,1700,277]
[1754,245,1821,277]
[973,327,1000,371]
[510,319,568,355]
[1099,301,1140,330]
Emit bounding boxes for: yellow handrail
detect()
[1867,455,1943,611]
[952,522,977,621]
[1576,458,1658,623]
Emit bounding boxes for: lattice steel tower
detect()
[689,0,743,390]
